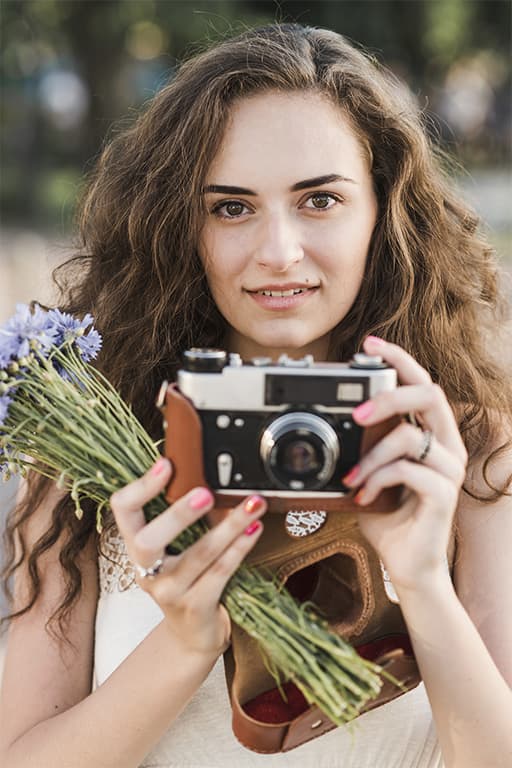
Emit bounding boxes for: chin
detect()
[251,331,319,356]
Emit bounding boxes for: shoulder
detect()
[454,415,512,684]
[0,479,99,751]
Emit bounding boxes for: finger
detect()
[363,336,432,387]
[186,518,264,608]
[164,495,267,597]
[354,458,461,510]
[132,486,214,568]
[343,422,467,489]
[110,457,172,539]
[362,335,467,459]
[353,383,467,460]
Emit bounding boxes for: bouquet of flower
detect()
[0,303,387,725]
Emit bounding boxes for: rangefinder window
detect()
[265,374,368,406]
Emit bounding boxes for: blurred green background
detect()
[0,0,511,322]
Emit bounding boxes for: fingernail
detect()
[245,520,262,536]
[353,401,375,421]
[365,335,385,346]
[342,465,361,486]
[244,495,266,514]
[151,457,168,476]
[354,488,367,505]
[189,487,213,510]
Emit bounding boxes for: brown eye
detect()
[311,194,331,209]
[211,200,249,219]
[225,202,244,216]
[303,192,341,211]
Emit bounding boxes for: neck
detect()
[225,331,332,363]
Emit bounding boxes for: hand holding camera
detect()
[161,337,467,595]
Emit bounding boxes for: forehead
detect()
[207,91,370,181]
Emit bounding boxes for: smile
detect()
[246,286,319,310]
[254,288,309,297]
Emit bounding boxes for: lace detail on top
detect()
[98,527,138,595]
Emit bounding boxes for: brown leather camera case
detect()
[161,383,421,753]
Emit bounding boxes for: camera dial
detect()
[350,353,387,369]
[277,354,314,368]
[260,412,340,491]
[250,356,273,367]
[183,348,227,372]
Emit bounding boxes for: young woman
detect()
[1,23,511,768]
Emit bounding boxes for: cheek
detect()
[199,227,248,286]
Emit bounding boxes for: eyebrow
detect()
[202,173,357,196]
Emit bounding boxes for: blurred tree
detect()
[1,0,510,230]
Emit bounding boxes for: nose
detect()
[254,212,304,272]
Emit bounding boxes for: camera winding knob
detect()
[182,348,227,372]
[350,353,387,369]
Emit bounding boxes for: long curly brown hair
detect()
[2,23,511,638]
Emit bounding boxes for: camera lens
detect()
[260,412,339,490]
[282,440,320,474]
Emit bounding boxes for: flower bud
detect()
[0,371,8,381]
[8,362,19,374]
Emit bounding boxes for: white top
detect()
[94,531,444,768]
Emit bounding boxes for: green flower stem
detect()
[7,365,151,484]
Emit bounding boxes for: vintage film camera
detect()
[174,347,397,498]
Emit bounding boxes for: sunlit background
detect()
[0,1,511,622]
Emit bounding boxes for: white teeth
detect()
[256,288,307,297]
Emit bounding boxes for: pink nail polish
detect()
[189,488,213,510]
[245,520,262,536]
[354,488,366,505]
[365,335,385,346]
[244,495,266,514]
[353,401,375,421]
[342,465,360,485]
[151,458,168,476]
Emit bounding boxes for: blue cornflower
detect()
[0,393,12,425]
[75,329,102,361]
[47,309,102,361]
[0,303,58,362]
[47,308,92,343]
[0,332,19,369]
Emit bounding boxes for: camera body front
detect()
[176,348,397,498]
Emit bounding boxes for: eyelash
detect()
[210,192,344,220]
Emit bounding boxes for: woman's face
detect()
[199,91,378,361]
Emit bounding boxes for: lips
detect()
[251,287,309,297]
[246,285,319,310]
[246,283,320,297]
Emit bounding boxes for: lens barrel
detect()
[260,412,339,490]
